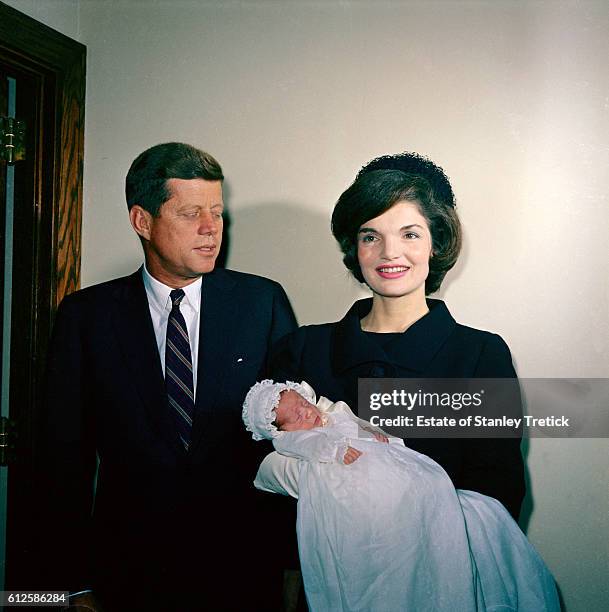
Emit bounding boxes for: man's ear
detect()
[129,205,153,241]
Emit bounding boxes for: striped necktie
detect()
[165,289,194,450]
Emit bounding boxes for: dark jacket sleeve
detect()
[459,334,526,520]
[37,294,97,591]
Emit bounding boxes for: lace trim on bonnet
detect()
[242,379,317,441]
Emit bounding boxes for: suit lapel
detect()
[110,270,184,455]
[190,269,238,454]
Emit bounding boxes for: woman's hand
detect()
[343,446,363,464]
[361,425,389,443]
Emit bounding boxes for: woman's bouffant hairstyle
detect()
[125,142,224,216]
[331,152,462,295]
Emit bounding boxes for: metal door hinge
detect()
[1,116,26,164]
[0,416,17,466]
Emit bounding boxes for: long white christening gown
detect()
[265,399,559,612]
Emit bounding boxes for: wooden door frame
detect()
[0,0,85,304]
[0,1,85,589]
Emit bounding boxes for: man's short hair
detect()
[331,152,462,295]
[125,142,224,216]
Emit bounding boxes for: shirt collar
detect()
[142,265,202,314]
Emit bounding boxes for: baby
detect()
[242,380,560,612]
[242,380,394,470]
[273,385,388,464]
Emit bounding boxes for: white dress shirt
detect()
[142,265,202,398]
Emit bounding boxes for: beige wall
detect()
[6,1,609,609]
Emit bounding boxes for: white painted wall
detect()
[5,1,609,609]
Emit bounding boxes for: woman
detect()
[268,152,525,518]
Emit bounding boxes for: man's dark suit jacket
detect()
[39,268,296,610]
[270,298,525,520]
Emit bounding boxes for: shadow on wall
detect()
[226,197,479,326]
[215,201,231,270]
[520,437,534,533]
[226,200,369,325]
[433,222,469,302]
[214,179,234,270]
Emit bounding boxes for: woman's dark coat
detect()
[270,298,525,519]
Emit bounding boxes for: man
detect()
[39,143,296,611]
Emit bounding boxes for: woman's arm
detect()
[460,333,526,520]
[254,451,302,498]
[255,428,359,499]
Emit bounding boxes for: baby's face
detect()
[275,390,323,432]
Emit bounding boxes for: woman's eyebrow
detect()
[358,224,424,233]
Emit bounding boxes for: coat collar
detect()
[332,298,456,375]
